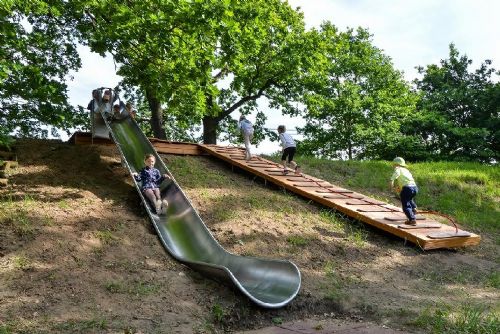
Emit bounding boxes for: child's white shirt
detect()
[279,132,295,149]
[238,119,254,134]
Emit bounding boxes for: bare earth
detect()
[0,139,498,333]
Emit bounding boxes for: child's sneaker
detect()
[160,199,169,215]
[282,169,289,175]
[404,220,417,225]
[155,199,162,214]
[294,165,302,175]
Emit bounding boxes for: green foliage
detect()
[298,23,417,160]
[412,303,499,334]
[73,0,308,142]
[0,1,87,139]
[400,44,500,162]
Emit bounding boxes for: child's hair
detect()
[277,125,286,133]
[144,153,155,161]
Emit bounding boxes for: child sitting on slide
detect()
[132,154,171,215]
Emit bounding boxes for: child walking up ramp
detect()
[200,145,481,250]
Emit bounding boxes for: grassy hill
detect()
[0,139,498,333]
[269,155,500,245]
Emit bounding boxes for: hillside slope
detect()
[0,139,498,333]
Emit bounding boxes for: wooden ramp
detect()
[200,145,481,250]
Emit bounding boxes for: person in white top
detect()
[238,115,254,161]
[277,125,301,175]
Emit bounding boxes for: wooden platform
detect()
[69,132,206,155]
[200,145,481,250]
[149,138,206,156]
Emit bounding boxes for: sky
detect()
[66,0,500,153]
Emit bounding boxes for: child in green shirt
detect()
[389,157,418,225]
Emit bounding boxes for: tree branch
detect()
[216,79,274,121]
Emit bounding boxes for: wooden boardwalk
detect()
[200,145,481,250]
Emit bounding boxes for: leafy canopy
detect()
[297,23,416,160]
[0,1,86,146]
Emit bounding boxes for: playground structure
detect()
[86,88,301,308]
[78,87,481,307]
[71,129,480,251]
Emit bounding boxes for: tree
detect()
[298,23,416,160]
[0,1,86,147]
[71,0,308,143]
[404,44,500,162]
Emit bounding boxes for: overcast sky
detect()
[67,0,500,152]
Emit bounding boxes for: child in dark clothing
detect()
[132,154,171,214]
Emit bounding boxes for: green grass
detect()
[95,229,116,244]
[12,255,31,270]
[104,280,161,296]
[322,261,346,301]
[411,303,499,334]
[211,302,226,323]
[0,194,39,236]
[485,271,500,289]
[268,156,500,243]
[286,235,309,247]
[53,318,108,332]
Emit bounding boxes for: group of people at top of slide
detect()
[238,115,301,175]
[239,115,419,226]
[88,88,166,216]
[87,88,136,120]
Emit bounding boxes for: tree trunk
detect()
[202,116,218,144]
[145,88,166,139]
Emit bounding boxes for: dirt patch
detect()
[0,139,498,333]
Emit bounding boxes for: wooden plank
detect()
[398,223,442,229]
[315,189,353,194]
[199,144,481,250]
[384,216,426,221]
[427,231,472,239]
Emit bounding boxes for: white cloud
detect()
[288,0,500,80]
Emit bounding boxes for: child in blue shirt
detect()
[132,154,171,214]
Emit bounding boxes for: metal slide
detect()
[91,95,301,308]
